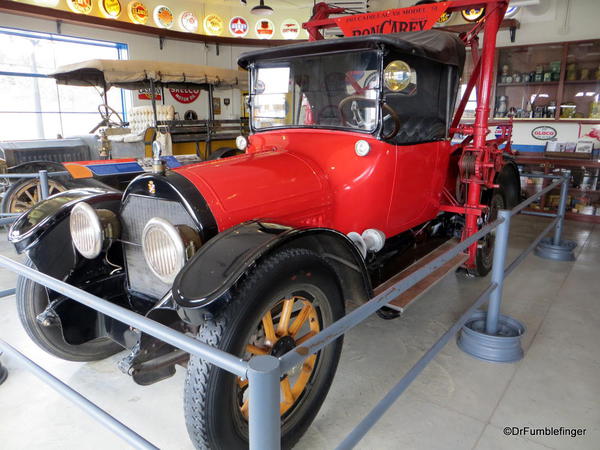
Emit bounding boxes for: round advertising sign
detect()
[229,16,249,37]
[461,8,485,22]
[531,126,557,141]
[128,1,149,24]
[280,19,300,39]
[169,88,200,104]
[505,6,520,18]
[154,5,174,29]
[436,11,453,25]
[100,0,121,18]
[67,0,93,14]
[204,14,225,36]
[179,11,198,33]
[255,19,275,40]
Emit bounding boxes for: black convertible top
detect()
[238,30,465,71]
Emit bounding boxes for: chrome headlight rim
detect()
[70,202,103,259]
[142,217,186,284]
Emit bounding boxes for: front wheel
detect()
[184,248,345,450]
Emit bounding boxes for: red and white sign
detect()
[335,2,448,37]
[179,11,199,33]
[138,87,161,100]
[255,19,275,40]
[169,88,200,104]
[280,19,300,39]
[229,16,249,37]
[531,126,557,140]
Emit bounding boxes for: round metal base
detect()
[535,237,576,261]
[0,362,7,385]
[457,311,525,363]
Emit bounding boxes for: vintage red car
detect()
[9,21,519,450]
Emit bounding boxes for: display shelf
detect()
[496,82,559,87]
[515,155,600,169]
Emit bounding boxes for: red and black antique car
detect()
[8,1,520,448]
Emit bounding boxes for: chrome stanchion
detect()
[248,355,281,450]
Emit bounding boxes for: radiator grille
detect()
[120,194,197,299]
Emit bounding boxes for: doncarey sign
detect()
[334,2,448,37]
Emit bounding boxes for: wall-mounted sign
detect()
[204,14,224,36]
[179,11,198,33]
[461,8,485,22]
[255,19,275,40]
[99,0,121,18]
[532,126,557,141]
[280,19,300,39]
[67,0,93,14]
[435,10,453,25]
[138,87,161,100]
[334,3,448,37]
[229,16,249,37]
[128,1,148,24]
[169,88,200,104]
[154,5,174,29]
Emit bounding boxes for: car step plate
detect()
[373,240,468,314]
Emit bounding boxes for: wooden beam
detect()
[0,1,301,47]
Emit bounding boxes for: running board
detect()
[373,240,468,315]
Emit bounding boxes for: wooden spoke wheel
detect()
[184,249,345,450]
[237,296,321,419]
[2,178,66,214]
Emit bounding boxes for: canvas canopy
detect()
[50,59,248,90]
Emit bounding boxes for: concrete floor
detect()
[0,215,598,450]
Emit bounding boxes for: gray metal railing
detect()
[0,172,575,449]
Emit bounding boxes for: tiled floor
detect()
[0,215,598,449]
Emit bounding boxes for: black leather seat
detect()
[386,116,446,145]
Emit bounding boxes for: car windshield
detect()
[251,50,380,132]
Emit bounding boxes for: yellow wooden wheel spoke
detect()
[292,355,316,399]
[237,378,248,389]
[277,298,295,336]
[23,189,35,202]
[296,330,317,345]
[280,377,295,409]
[240,399,249,419]
[246,344,269,356]
[262,311,276,344]
[289,303,311,337]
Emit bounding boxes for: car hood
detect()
[174,150,333,231]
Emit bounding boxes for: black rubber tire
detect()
[207,147,243,160]
[184,248,345,450]
[468,190,505,277]
[16,258,121,362]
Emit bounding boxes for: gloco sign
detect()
[531,126,557,140]
[169,88,200,104]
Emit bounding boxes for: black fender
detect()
[8,188,121,279]
[496,157,521,208]
[172,220,372,325]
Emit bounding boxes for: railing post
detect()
[247,355,281,450]
[458,210,525,363]
[38,170,49,200]
[535,174,576,261]
[486,210,511,335]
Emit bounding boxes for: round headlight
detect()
[384,60,413,92]
[355,140,371,156]
[70,202,120,259]
[236,135,248,151]
[142,218,201,283]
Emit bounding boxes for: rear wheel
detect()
[2,178,66,214]
[468,190,505,277]
[207,147,243,160]
[16,259,121,361]
[184,248,344,450]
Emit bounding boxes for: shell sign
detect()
[204,14,225,36]
[100,0,121,18]
[229,16,249,37]
[255,19,274,40]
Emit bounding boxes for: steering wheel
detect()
[338,95,401,140]
[98,104,125,128]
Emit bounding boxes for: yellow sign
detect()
[128,1,149,24]
[461,8,485,22]
[99,0,121,18]
[67,0,93,14]
[436,11,453,24]
[204,14,224,36]
[154,5,174,29]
